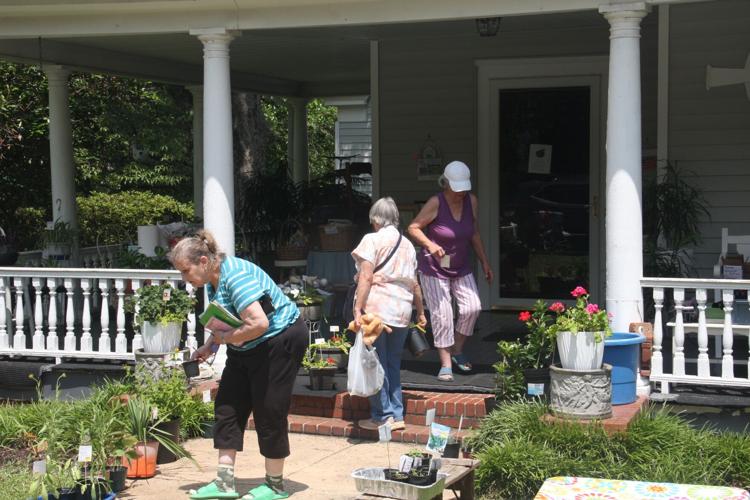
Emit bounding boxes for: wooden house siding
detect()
[377,10,658,210]
[669,0,750,277]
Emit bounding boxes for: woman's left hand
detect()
[482,262,494,284]
[416,313,427,330]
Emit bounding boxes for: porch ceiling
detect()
[0,11,605,96]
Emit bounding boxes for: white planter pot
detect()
[141,321,183,353]
[556,331,604,371]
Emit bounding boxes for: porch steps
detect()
[192,378,492,444]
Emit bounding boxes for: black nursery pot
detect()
[443,442,460,458]
[107,465,127,493]
[523,367,551,400]
[406,327,431,358]
[156,418,181,464]
[408,471,433,486]
[55,486,80,500]
[182,359,200,378]
[383,468,409,483]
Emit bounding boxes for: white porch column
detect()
[600,3,650,332]
[289,97,309,183]
[45,65,77,230]
[187,85,204,220]
[194,29,237,257]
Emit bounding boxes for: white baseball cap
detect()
[443,161,471,192]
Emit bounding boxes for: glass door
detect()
[497,87,592,299]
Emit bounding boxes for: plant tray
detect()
[352,468,446,500]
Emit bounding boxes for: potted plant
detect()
[125,283,196,353]
[302,346,338,390]
[310,328,351,371]
[138,367,191,464]
[41,219,77,266]
[495,300,556,400]
[284,286,325,322]
[545,286,612,371]
[29,457,82,500]
[122,397,191,479]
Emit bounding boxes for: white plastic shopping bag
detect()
[347,330,385,397]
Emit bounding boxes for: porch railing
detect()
[16,244,123,268]
[641,277,750,394]
[0,267,199,361]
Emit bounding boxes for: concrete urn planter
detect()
[549,363,612,420]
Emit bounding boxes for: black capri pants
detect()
[213,316,308,458]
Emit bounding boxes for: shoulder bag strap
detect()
[374,231,402,273]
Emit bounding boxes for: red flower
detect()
[571,286,588,298]
[326,357,336,365]
[518,311,532,322]
[586,303,599,314]
[548,302,565,313]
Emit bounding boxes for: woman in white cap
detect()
[407,161,493,381]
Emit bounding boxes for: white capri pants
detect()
[419,272,482,348]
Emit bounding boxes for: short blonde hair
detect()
[369,197,400,228]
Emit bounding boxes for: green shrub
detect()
[77,190,194,247]
[472,401,750,498]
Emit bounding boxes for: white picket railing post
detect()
[115,278,127,353]
[64,278,76,352]
[14,278,26,349]
[99,279,111,353]
[32,278,45,351]
[80,278,92,352]
[721,289,735,379]
[47,278,58,351]
[696,288,710,378]
[673,287,686,376]
[0,277,7,349]
[131,279,143,352]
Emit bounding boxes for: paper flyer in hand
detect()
[199,301,243,335]
[425,422,451,454]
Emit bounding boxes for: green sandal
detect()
[189,481,240,499]
[241,483,290,500]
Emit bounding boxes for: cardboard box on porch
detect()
[722,254,744,279]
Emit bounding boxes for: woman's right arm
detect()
[407,196,443,257]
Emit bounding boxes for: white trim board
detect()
[475,56,609,308]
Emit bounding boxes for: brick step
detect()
[192,379,493,430]
[247,415,473,444]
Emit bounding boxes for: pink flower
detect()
[571,286,588,298]
[548,302,565,313]
[518,311,532,322]
[586,303,599,314]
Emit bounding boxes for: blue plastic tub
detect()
[603,332,645,405]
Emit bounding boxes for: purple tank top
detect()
[418,192,474,279]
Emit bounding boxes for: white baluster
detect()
[99,279,111,353]
[131,279,143,352]
[63,278,76,352]
[32,278,45,350]
[651,287,664,378]
[721,289,735,379]
[47,278,58,351]
[14,278,26,349]
[186,282,197,352]
[696,288,710,378]
[0,277,7,349]
[673,287,686,377]
[80,279,92,351]
[115,279,127,353]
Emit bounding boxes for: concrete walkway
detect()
[119,431,454,500]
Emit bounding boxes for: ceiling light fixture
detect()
[476,17,501,37]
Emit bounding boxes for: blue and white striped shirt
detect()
[206,256,299,351]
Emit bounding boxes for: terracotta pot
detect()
[123,441,159,479]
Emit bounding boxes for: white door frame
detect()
[476,56,609,309]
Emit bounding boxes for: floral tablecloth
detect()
[535,476,750,500]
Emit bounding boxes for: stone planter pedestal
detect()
[549,363,612,420]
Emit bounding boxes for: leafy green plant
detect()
[115,246,171,269]
[495,300,556,399]
[43,218,77,246]
[310,333,352,355]
[301,345,337,369]
[125,282,195,326]
[180,398,214,440]
[29,457,81,499]
[139,365,190,422]
[125,397,192,462]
